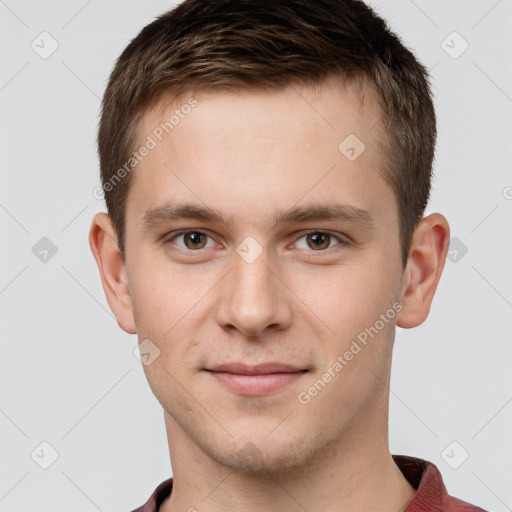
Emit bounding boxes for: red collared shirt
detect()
[130,455,488,512]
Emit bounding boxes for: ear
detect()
[88,212,137,334]
[396,213,450,329]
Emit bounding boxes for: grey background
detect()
[1,1,511,511]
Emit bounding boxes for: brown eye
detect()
[182,232,208,250]
[294,231,345,252]
[167,231,215,251]
[306,232,331,250]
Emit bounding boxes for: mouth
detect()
[205,363,308,396]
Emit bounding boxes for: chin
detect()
[205,434,320,477]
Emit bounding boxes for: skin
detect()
[89,75,450,512]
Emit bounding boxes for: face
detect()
[120,77,408,474]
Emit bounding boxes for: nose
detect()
[214,245,293,338]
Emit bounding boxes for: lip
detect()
[205,363,308,396]
[208,362,306,375]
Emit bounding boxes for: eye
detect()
[294,231,345,251]
[167,230,216,251]
[164,229,347,253]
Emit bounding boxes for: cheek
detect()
[132,263,201,402]
[130,258,199,335]
[294,263,397,421]
[130,256,218,373]
[291,258,395,340]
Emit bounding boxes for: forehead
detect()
[137,76,383,158]
[126,77,394,233]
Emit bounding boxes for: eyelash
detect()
[164,229,347,254]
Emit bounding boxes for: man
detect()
[89,0,488,510]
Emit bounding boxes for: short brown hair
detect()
[97,0,436,268]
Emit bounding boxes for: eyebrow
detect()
[142,201,375,232]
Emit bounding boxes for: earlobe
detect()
[88,212,137,334]
[396,213,450,329]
